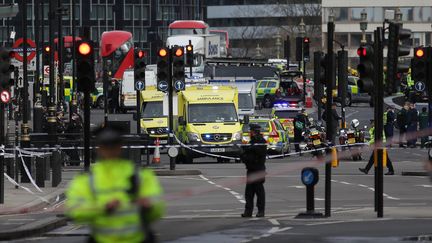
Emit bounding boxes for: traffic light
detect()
[63,47,72,64]
[0,48,14,89]
[186,44,193,66]
[295,37,302,62]
[75,40,95,92]
[386,22,412,94]
[43,44,50,65]
[313,51,324,101]
[357,44,375,93]
[172,46,185,91]
[411,47,428,82]
[303,37,310,62]
[337,50,348,105]
[157,47,169,92]
[134,48,146,83]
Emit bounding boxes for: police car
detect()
[242,116,291,155]
[271,103,302,139]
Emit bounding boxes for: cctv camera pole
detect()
[325,16,335,218]
[20,0,32,183]
[374,27,384,218]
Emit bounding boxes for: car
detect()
[271,104,302,139]
[333,76,371,106]
[256,79,279,108]
[242,116,291,155]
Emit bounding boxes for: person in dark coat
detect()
[406,103,418,148]
[384,106,395,147]
[293,109,309,153]
[322,103,341,144]
[109,81,120,113]
[241,124,267,218]
[397,103,409,147]
[419,107,429,148]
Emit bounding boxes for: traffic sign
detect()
[0,90,10,103]
[158,80,169,92]
[12,38,36,63]
[44,65,50,75]
[174,79,185,91]
[135,80,145,91]
[301,167,319,186]
[415,81,426,92]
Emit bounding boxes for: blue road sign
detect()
[158,81,169,92]
[135,80,145,91]
[301,167,319,186]
[415,81,426,92]
[174,80,185,91]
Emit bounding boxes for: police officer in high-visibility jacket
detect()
[66,125,164,243]
[359,120,394,175]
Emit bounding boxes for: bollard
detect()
[51,151,62,187]
[331,147,339,168]
[296,167,324,218]
[45,154,51,181]
[35,156,45,188]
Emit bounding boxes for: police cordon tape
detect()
[1,131,430,211]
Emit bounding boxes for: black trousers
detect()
[364,151,394,173]
[244,179,265,213]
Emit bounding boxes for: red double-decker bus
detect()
[100,30,134,79]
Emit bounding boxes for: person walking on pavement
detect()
[384,106,396,147]
[322,103,342,144]
[241,124,267,218]
[359,119,395,175]
[397,102,409,147]
[294,109,309,154]
[419,107,429,148]
[407,103,419,148]
[66,125,165,243]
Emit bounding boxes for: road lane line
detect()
[333,180,400,200]
[198,174,245,204]
[416,184,432,188]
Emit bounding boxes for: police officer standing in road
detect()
[397,102,409,147]
[384,106,396,147]
[294,109,309,154]
[407,103,419,148]
[66,125,165,243]
[322,103,342,143]
[241,124,267,218]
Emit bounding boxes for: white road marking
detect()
[416,184,432,188]
[268,218,280,225]
[198,175,245,204]
[345,110,359,118]
[332,180,400,200]
[287,185,305,189]
[316,198,325,201]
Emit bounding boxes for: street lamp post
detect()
[395,8,402,23]
[298,18,307,104]
[255,44,262,59]
[360,9,368,44]
[275,32,282,59]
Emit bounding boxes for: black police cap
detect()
[93,123,125,146]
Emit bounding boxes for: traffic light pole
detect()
[168,48,175,171]
[57,0,64,111]
[325,19,335,218]
[47,0,57,148]
[21,0,31,183]
[103,59,109,124]
[0,103,4,204]
[33,0,43,133]
[374,27,384,218]
[83,90,90,171]
[70,0,77,119]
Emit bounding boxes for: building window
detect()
[91,5,112,20]
[125,5,132,20]
[325,8,348,22]
[426,32,431,46]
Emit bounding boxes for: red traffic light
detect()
[174,48,184,57]
[186,45,193,52]
[303,37,310,43]
[78,42,92,55]
[137,50,145,58]
[158,48,168,57]
[44,46,50,53]
[357,47,367,57]
[415,48,425,58]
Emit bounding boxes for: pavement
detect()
[3,103,432,242]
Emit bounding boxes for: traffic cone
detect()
[152,138,161,164]
[305,90,313,108]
